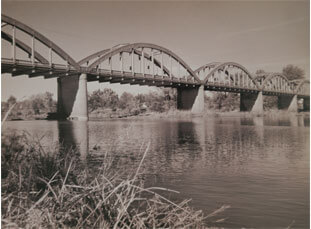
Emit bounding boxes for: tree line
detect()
[1,92,56,120]
[88,88,177,116]
[1,89,177,120]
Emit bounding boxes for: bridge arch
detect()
[78,44,133,66]
[80,44,178,78]
[78,48,110,66]
[194,62,221,75]
[2,14,80,70]
[197,62,260,89]
[295,79,310,95]
[261,73,295,92]
[87,43,201,83]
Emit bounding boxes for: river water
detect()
[3,114,309,228]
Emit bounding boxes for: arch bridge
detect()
[1,14,309,120]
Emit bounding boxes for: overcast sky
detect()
[1,0,309,101]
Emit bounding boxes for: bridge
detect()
[1,14,310,120]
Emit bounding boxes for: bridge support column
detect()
[240,92,263,113]
[177,85,205,113]
[303,97,309,111]
[57,73,88,121]
[278,95,297,112]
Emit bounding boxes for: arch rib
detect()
[79,47,175,77]
[202,62,260,88]
[87,43,201,83]
[2,14,80,70]
[194,62,221,74]
[78,49,110,65]
[2,31,49,64]
[81,47,176,78]
[295,79,310,94]
[261,73,291,90]
[133,49,175,77]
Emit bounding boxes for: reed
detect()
[2,132,228,228]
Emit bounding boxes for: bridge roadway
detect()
[3,58,308,97]
[1,14,310,120]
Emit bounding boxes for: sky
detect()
[1,0,310,101]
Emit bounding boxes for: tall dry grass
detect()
[1,132,228,228]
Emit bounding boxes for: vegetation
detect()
[282,64,305,80]
[1,92,56,120]
[1,132,228,228]
[88,88,176,118]
[205,92,240,112]
[88,88,119,112]
[2,89,177,120]
[255,69,266,75]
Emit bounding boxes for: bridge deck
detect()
[1,58,309,97]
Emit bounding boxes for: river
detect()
[3,114,309,228]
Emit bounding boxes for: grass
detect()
[1,132,228,228]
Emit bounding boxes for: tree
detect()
[213,92,227,110]
[282,64,305,80]
[101,88,119,109]
[88,90,105,112]
[119,92,136,110]
[1,101,9,118]
[88,89,119,112]
[143,91,163,112]
[43,92,55,111]
[4,96,18,119]
[255,69,266,75]
[28,92,56,115]
[135,94,146,105]
[210,92,239,111]
[7,96,17,106]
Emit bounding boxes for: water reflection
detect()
[263,114,307,127]
[53,115,308,165]
[58,121,89,161]
[5,114,308,228]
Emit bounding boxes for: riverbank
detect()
[90,109,309,121]
[4,108,309,122]
[1,132,228,228]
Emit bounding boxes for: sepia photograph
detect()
[1,0,310,228]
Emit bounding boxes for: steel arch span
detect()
[254,73,309,96]
[260,73,296,93]
[85,43,201,84]
[2,14,80,70]
[195,62,260,90]
[296,79,310,96]
[79,45,177,79]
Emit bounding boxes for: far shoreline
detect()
[4,110,309,122]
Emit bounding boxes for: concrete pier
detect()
[177,85,205,113]
[57,73,88,121]
[278,95,297,112]
[240,92,263,113]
